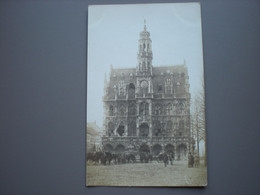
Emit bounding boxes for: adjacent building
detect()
[87,122,102,153]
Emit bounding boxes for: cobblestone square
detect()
[86,161,207,187]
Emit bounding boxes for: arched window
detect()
[147,43,149,50]
[108,122,115,136]
[128,83,135,99]
[109,105,114,116]
[143,43,145,51]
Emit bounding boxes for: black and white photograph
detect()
[2,0,260,194]
[86,2,207,187]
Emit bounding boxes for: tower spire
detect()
[137,20,153,76]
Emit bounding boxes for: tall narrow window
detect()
[128,83,135,99]
[109,105,114,116]
[140,102,149,116]
[158,85,163,92]
[108,122,115,136]
[142,62,146,72]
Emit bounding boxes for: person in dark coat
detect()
[188,152,194,168]
[163,153,169,167]
[168,152,174,165]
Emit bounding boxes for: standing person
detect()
[168,152,174,165]
[163,152,169,167]
[188,152,193,168]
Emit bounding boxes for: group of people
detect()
[87,150,177,167]
[87,151,137,165]
[156,151,175,167]
[87,150,201,168]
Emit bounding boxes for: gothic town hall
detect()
[102,23,191,160]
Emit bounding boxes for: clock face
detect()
[141,80,148,88]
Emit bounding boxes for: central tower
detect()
[136,20,154,97]
[137,20,153,76]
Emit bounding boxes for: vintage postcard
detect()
[86,3,207,187]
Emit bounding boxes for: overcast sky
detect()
[87,3,204,129]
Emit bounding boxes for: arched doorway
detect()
[139,123,149,137]
[165,144,175,154]
[103,144,113,152]
[115,144,125,153]
[152,144,162,156]
[139,144,150,154]
[177,144,187,160]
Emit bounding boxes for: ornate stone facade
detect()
[102,23,191,159]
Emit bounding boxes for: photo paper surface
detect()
[86,3,207,187]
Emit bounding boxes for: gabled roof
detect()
[152,65,187,75]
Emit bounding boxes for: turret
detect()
[136,20,153,76]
